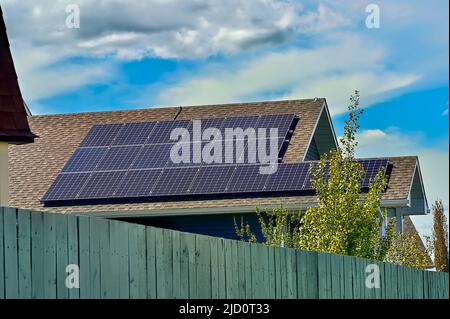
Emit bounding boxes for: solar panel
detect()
[152,167,200,196]
[79,123,124,147]
[221,115,260,140]
[264,163,311,192]
[189,165,236,194]
[115,169,163,197]
[225,165,270,193]
[113,122,157,146]
[147,119,191,144]
[77,171,126,199]
[255,113,295,139]
[360,159,389,188]
[42,173,91,201]
[96,146,142,171]
[62,148,108,172]
[132,143,174,169]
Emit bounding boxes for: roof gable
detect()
[0,6,36,144]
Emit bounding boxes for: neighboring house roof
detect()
[8,98,427,217]
[403,215,434,268]
[0,6,36,144]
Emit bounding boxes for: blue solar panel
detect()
[147,119,191,144]
[360,159,389,188]
[62,148,108,172]
[113,122,157,145]
[42,173,90,201]
[152,167,200,196]
[132,144,173,169]
[225,165,270,193]
[255,113,295,139]
[264,163,311,192]
[115,169,163,197]
[96,146,142,171]
[79,123,124,147]
[189,165,236,194]
[77,171,126,199]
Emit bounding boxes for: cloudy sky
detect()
[1,0,448,237]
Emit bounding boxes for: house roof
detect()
[8,98,423,215]
[403,215,434,268]
[0,6,36,144]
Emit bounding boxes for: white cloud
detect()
[153,35,419,115]
[2,0,348,60]
[357,128,449,238]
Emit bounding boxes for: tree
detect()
[236,91,389,260]
[297,91,389,260]
[385,219,431,270]
[426,200,449,272]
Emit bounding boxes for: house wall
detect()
[116,213,265,241]
[0,142,8,206]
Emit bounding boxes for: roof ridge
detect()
[30,98,326,118]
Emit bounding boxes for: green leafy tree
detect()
[297,91,389,260]
[425,200,449,272]
[235,206,301,247]
[385,220,431,270]
[236,91,390,261]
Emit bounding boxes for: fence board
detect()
[43,212,56,298]
[55,214,69,299]
[0,208,4,299]
[146,226,156,299]
[129,224,147,298]
[78,216,91,298]
[4,208,18,298]
[67,216,79,299]
[196,235,212,299]
[31,211,44,299]
[178,232,190,298]
[17,210,31,299]
[217,238,226,299]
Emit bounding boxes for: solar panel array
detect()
[43,113,390,205]
[43,159,389,204]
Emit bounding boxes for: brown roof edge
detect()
[0,5,37,144]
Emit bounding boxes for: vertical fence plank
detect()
[67,215,79,299]
[156,227,172,298]
[78,216,91,299]
[179,231,190,299]
[186,232,197,299]
[55,214,69,299]
[43,212,56,299]
[0,207,4,299]
[286,248,297,299]
[4,208,18,299]
[250,243,260,299]
[237,241,246,299]
[89,217,101,298]
[99,220,111,299]
[116,221,130,299]
[172,231,181,299]
[196,235,211,299]
[267,246,276,299]
[17,210,31,299]
[146,226,156,299]
[297,250,318,299]
[210,236,219,299]
[31,211,44,299]
[216,238,226,299]
[108,220,120,299]
[129,223,147,298]
[274,247,281,299]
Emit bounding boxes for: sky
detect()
[1,0,448,238]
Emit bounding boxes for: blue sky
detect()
[1,0,448,237]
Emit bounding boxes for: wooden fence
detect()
[0,207,448,299]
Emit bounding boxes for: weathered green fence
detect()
[0,207,448,299]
